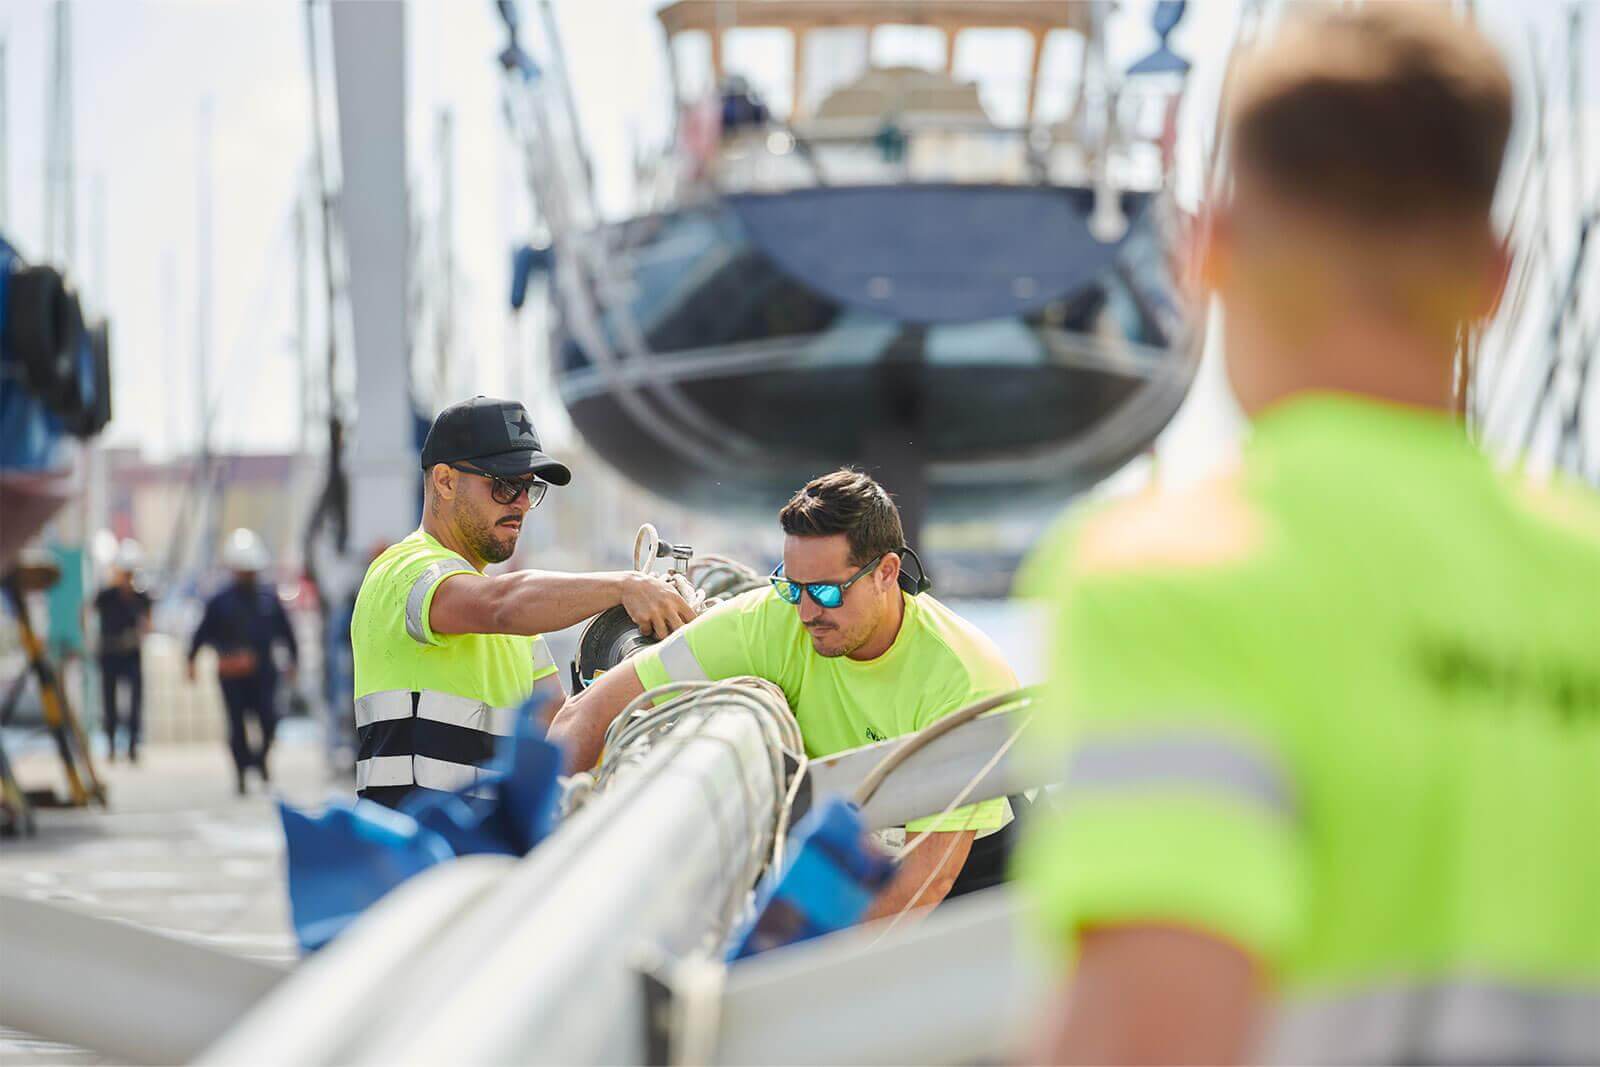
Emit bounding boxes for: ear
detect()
[878,552,902,590]
[1191,203,1229,299]
[430,464,457,501]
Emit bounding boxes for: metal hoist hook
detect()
[633,523,692,577]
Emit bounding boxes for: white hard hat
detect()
[221,528,270,572]
[113,539,145,571]
[91,529,120,568]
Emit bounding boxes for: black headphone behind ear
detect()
[895,545,933,596]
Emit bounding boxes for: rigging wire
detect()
[873,720,1030,944]
[852,688,1032,808]
[587,677,1035,944]
[580,676,809,941]
[685,554,765,600]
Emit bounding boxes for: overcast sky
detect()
[1,0,1591,478]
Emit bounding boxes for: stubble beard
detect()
[807,603,879,659]
[457,501,519,565]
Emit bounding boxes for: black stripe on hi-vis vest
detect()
[361,716,499,767]
[355,692,499,769]
[356,717,498,770]
[358,716,416,763]
[358,784,457,810]
[413,718,499,769]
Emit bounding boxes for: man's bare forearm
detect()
[863,830,973,923]
[547,659,648,772]
[432,567,693,642]
[481,570,634,636]
[1033,926,1261,1065]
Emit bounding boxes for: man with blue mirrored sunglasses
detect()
[551,468,1020,923]
[769,553,884,610]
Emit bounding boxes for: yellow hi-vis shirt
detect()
[631,587,1016,832]
[1016,394,1600,1064]
[350,528,558,799]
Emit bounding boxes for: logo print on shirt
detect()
[865,725,886,743]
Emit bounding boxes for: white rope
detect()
[873,720,1029,943]
[686,555,766,600]
[584,676,809,945]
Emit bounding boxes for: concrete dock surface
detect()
[0,728,345,1064]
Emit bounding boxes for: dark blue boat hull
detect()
[551,183,1196,519]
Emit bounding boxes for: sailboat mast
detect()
[45,0,75,264]
[0,37,9,230]
[294,172,310,458]
[435,109,454,408]
[194,97,215,571]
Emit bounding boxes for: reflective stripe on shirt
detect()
[355,754,413,791]
[354,690,412,730]
[1060,727,1297,820]
[1261,980,1600,1065]
[530,638,557,678]
[404,559,475,644]
[356,689,526,737]
[655,631,707,683]
[354,689,528,797]
[414,754,498,798]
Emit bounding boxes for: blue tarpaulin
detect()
[280,698,563,953]
[727,796,896,961]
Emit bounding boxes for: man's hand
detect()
[618,572,697,639]
[862,829,974,923]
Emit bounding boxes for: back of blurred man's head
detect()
[1208,4,1514,414]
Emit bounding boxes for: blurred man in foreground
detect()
[552,469,1018,921]
[1017,6,1600,1063]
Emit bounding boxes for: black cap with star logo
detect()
[420,396,572,485]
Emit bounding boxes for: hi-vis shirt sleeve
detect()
[400,555,475,647]
[1014,529,1308,967]
[631,592,763,697]
[530,635,558,682]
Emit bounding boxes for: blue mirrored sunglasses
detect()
[769,554,885,609]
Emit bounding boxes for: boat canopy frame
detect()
[655,0,1101,125]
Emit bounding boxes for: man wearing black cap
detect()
[349,396,695,808]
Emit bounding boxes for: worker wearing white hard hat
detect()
[112,538,145,573]
[219,528,270,574]
[92,538,152,762]
[187,528,299,794]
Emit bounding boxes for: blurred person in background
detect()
[1017,6,1600,1064]
[188,528,299,795]
[92,539,151,762]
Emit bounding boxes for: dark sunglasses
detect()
[769,554,885,609]
[450,464,548,508]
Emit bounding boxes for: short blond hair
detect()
[1226,4,1512,227]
